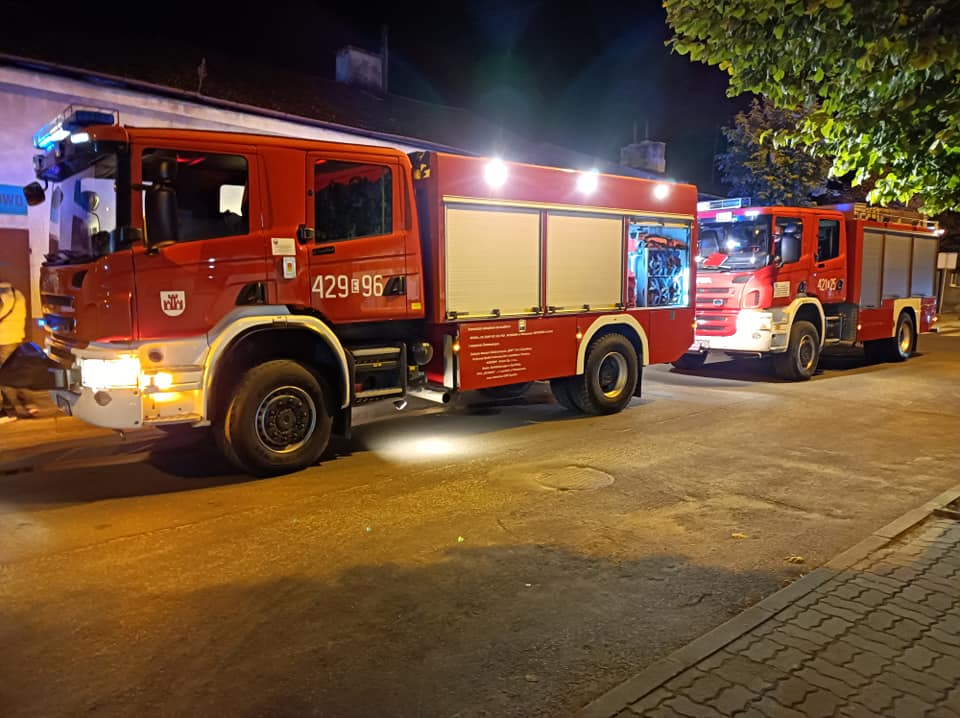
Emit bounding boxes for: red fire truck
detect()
[7,106,697,475]
[675,198,941,379]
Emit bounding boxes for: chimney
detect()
[620,121,666,174]
[336,46,385,94]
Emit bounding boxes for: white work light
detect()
[484,158,508,188]
[577,170,599,194]
[653,183,670,200]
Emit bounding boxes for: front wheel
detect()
[774,320,820,381]
[567,333,639,415]
[215,360,333,476]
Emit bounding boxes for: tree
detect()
[717,97,832,205]
[664,0,960,214]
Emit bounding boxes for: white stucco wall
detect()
[0,65,424,323]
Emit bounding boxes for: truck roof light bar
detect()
[697,197,752,211]
[33,105,119,150]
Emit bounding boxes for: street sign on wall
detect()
[938,252,958,270]
[0,185,28,216]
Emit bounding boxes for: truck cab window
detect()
[817,219,841,261]
[142,149,249,242]
[314,160,392,241]
[774,217,802,265]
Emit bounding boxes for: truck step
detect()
[349,345,406,403]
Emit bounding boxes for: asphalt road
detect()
[2,335,959,717]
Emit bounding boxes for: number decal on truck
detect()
[817,278,838,292]
[311,274,384,298]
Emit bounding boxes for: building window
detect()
[142,149,249,242]
[817,219,841,261]
[314,160,392,241]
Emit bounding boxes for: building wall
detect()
[0,66,421,333]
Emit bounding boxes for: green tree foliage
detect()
[664,0,960,214]
[718,97,832,205]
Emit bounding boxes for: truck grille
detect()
[40,291,83,364]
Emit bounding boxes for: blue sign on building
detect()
[0,184,28,215]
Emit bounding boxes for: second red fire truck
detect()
[7,106,698,475]
[676,198,941,379]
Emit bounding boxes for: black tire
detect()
[567,333,639,415]
[549,377,579,411]
[672,352,707,370]
[774,320,820,381]
[214,359,333,476]
[862,338,886,364]
[889,311,915,362]
[479,381,534,400]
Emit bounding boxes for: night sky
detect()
[4,0,748,192]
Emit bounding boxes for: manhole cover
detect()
[534,465,615,491]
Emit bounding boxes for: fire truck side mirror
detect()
[22,181,46,207]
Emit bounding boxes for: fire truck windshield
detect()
[697,215,773,270]
[47,153,119,261]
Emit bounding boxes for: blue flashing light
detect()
[33,105,118,150]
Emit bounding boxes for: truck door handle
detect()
[817,262,826,268]
[312,246,335,256]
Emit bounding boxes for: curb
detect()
[578,482,960,718]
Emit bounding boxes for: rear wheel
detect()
[567,333,639,415]
[864,311,915,363]
[672,352,707,370]
[214,360,333,476]
[549,377,579,411]
[774,320,820,381]
[890,311,915,362]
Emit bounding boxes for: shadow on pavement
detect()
[0,544,782,718]
[0,389,594,502]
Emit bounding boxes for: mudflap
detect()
[333,405,352,440]
[633,365,643,397]
[0,342,61,390]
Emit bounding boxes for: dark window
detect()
[775,217,803,264]
[817,219,841,261]
[142,149,249,242]
[314,160,392,241]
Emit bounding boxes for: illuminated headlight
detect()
[79,355,141,390]
[737,311,773,333]
[484,158,508,188]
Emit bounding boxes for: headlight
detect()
[80,355,141,390]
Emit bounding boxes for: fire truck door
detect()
[133,145,268,339]
[306,153,410,324]
[810,217,847,303]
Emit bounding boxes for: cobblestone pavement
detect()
[588,512,960,718]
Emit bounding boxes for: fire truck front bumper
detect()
[45,347,207,431]
[690,310,790,355]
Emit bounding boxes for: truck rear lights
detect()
[484,158,508,188]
